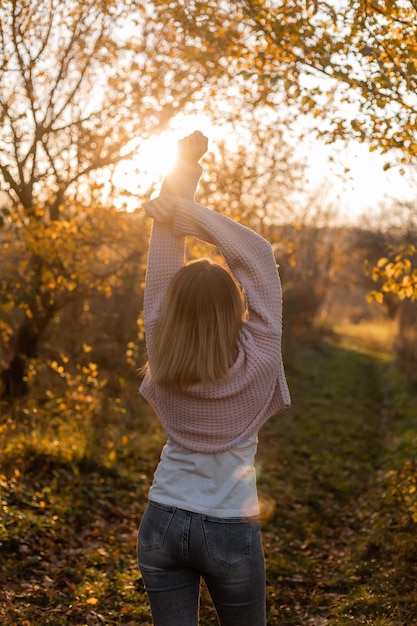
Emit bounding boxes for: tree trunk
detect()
[1,311,53,402]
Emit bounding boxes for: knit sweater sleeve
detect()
[172,200,282,338]
[143,160,202,341]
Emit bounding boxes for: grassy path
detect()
[256,324,417,625]
[1,323,416,625]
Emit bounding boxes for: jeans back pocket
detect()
[138,502,176,551]
[203,517,254,566]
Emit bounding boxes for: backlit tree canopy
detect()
[1,0,228,399]
[2,0,416,213]
[0,0,229,213]
[165,0,417,162]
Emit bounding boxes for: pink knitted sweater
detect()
[139,160,291,453]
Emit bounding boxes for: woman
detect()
[137,130,290,626]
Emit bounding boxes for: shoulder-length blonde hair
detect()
[148,259,246,387]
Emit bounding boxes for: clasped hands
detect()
[145,130,208,223]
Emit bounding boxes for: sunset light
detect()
[113,132,178,197]
[2,0,417,622]
[113,113,216,203]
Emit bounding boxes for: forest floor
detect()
[1,322,417,625]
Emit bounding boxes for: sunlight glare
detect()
[113,113,217,210]
[114,131,178,197]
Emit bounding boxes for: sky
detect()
[303,139,416,224]
[114,112,416,224]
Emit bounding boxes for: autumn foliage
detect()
[1,1,417,623]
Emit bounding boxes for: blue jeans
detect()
[137,501,266,626]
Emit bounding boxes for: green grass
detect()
[1,322,416,625]
[258,323,417,624]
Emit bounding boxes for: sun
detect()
[113,113,215,209]
[113,131,178,198]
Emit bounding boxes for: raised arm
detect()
[142,132,208,341]
[145,130,282,338]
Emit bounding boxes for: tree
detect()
[0,0,241,400]
[196,118,306,231]
[222,0,417,288]
[365,200,417,303]
[159,1,417,294]
[0,0,236,213]
[369,244,417,303]
[173,0,417,162]
[364,200,417,361]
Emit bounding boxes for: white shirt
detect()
[149,433,260,518]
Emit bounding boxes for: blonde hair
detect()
[148,259,246,387]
